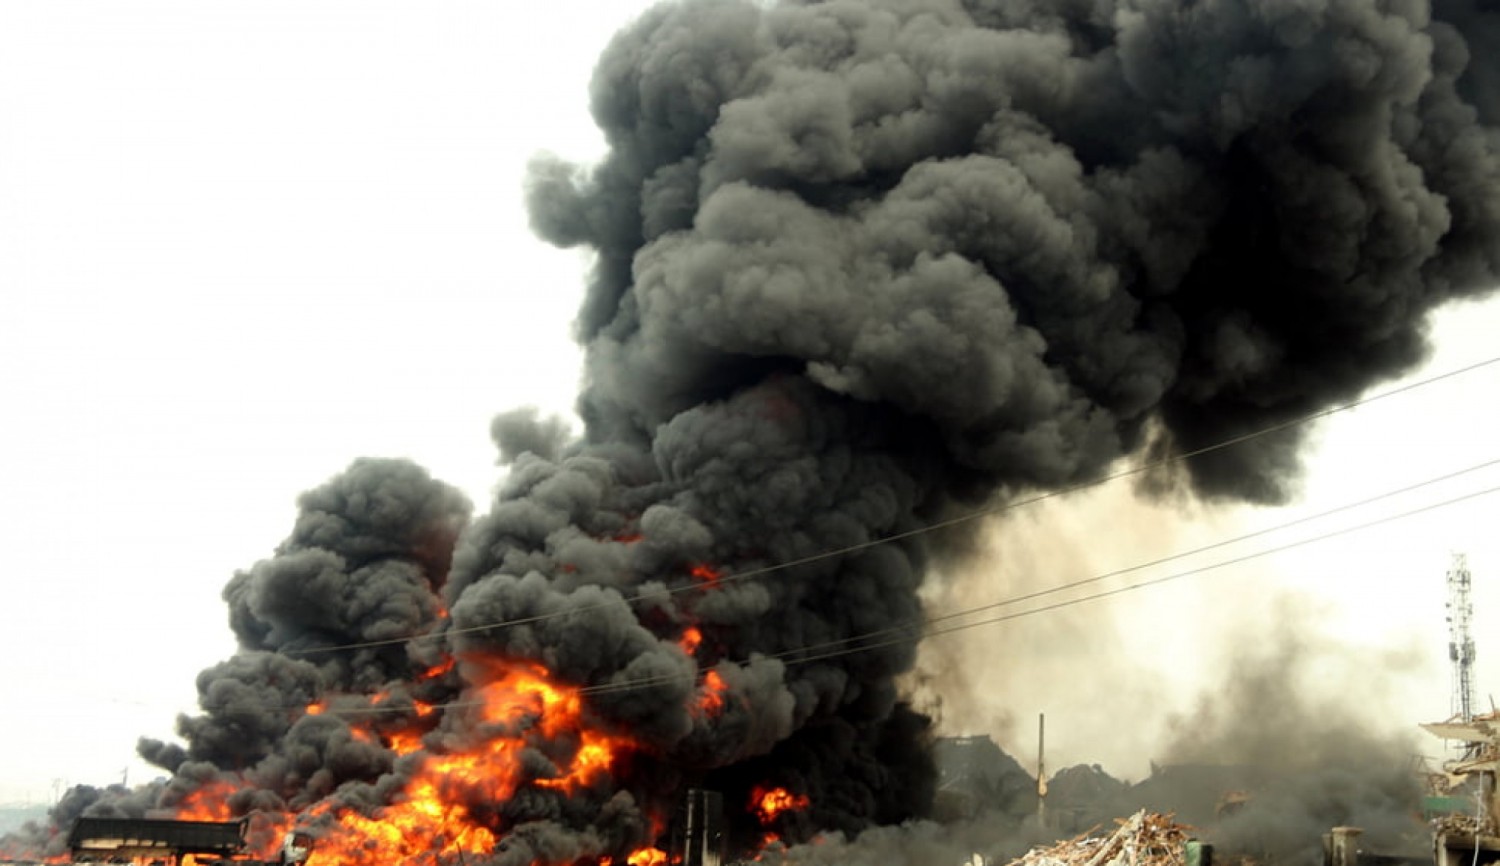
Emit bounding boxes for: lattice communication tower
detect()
[1447,553,1477,722]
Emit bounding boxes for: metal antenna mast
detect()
[1446,553,1477,722]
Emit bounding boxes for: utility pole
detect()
[1036,713,1047,827]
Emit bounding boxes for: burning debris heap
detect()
[1428,811,1490,842]
[1010,812,1194,866]
[7,0,1500,862]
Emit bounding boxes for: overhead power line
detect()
[783,483,1500,673]
[287,465,1500,713]
[578,478,1500,698]
[285,353,1500,658]
[751,456,1500,664]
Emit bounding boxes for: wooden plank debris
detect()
[1009,811,1194,866]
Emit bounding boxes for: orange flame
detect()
[750,785,809,825]
[303,659,641,866]
[688,563,721,584]
[677,626,703,657]
[628,847,669,866]
[418,656,455,681]
[174,778,240,822]
[171,781,291,861]
[379,696,440,753]
[695,669,729,716]
[164,661,664,865]
[386,727,426,756]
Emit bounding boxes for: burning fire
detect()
[677,625,703,657]
[288,658,643,866]
[418,657,455,681]
[743,785,811,853]
[150,602,779,865]
[626,847,669,866]
[298,685,439,756]
[750,785,809,826]
[160,663,793,866]
[385,723,427,756]
[695,669,729,717]
[173,779,239,822]
[160,657,663,866]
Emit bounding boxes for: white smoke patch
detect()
[913,470,1438,786]
[913,478,1243,780]
[1159,596,1430,769]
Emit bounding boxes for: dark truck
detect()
[66,816,312,865]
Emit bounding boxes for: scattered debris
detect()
[1011,811,1194,866]
[1214,791,1251,819]
[1430,811,1495,839]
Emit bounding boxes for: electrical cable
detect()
[782,482,1500,672]
[313,474,1500,712]
[284,353,1500,658]
[735,457,1500,664]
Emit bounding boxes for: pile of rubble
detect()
[1011,811,1194,866]
[1431,811,1495,838]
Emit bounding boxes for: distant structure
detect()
[931,736,1040,823]
[1420,713,1500,864]
[1447,553,1478,723]
[1037,714,1048,827]
[670,789,724,866]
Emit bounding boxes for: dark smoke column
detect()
[529,0,1500,504]
[8,0,1500,862]
[499,0,1500,843]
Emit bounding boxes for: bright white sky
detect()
[2,0,1498,806]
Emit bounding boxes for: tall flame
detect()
[160,656,664,866]
[301,659,641,866]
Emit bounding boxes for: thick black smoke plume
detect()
[9,0,1500,862]
[531,0,1500,505]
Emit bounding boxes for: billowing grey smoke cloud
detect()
[224,457,468,671]
[505,0,1500,851]
[0,783,163,861]
[531,0,1500,504]
[132,458,472,816]
[492,406,574,464]
[10,0,1500,863]
[449,376,939,847]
